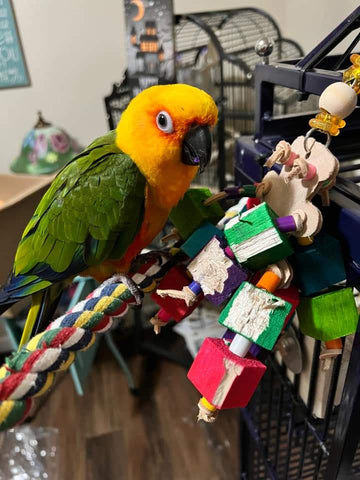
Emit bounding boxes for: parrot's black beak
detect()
[181,125,212,173]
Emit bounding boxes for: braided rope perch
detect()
[0,254,173,431]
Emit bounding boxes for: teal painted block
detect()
[224,203,293,270]
[181,223,224,258]
[219,282,292,350]
[169,188,224,239]
[297,287,359,341]
[290,233,346,296]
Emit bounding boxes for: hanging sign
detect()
[123,0,175,97]
[0,0,29,89]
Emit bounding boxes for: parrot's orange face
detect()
[116,84,218,209]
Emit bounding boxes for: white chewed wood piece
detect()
[188,237,232,296]
[262,137,339,237]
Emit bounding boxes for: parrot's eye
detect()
[156,111,173,133]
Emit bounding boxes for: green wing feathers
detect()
[5,131,145,300]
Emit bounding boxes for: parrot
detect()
[0,84,218,348]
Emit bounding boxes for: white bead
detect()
[229,334,252,357]
[319,82,357,119]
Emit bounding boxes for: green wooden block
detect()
[169,188,224,239]
[219,282,292,350]
[297,287,359,341]
[224,202,293,270]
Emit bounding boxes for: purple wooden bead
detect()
[275,216,297,233]
[224,186,241,199]
[249,343,262,357]
[223,329,236,343]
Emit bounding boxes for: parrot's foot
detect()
[161,228,181,244]
[132,250,173,273]
[137,249,173,265]
[103,274,144,306]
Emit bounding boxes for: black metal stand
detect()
[235,6,360,478]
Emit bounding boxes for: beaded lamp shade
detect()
[10,112,82,175]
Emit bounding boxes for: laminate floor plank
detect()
[33,341,239,480]
[86,430,127,480]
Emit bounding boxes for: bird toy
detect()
[1,61,360,429]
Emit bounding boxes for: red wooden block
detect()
[246,197,260,210]
[187,337,266,409]
[151,266,203,322]
[275,285,300,327]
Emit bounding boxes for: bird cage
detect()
[105,8,304,190]
[174,8,304,189]
[234,7,360,479]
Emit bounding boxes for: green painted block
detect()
[219,282,292,350]
[297,287,359,341]
[224,202,293,270]
[169,188,224,240]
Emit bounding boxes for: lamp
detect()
[11,112,82,175]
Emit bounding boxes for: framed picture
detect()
[0,0,30,89]
[123,0,175,97]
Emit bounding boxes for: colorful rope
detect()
[0,252,175,431]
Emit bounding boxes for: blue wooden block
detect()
[181,222,224,259]
[290,233,346,296]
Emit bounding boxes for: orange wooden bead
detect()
[256,271,281,293]
[297,236,314,246]
[325,338,343,350]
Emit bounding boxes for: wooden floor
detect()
[33,337,240,480]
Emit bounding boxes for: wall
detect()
[0,0,359,172]
[281,0,360,54]
[1,0,126,173]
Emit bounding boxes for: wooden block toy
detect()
[169,188,224,240]
[151,266,203,323]
[275,285,300,327]
[224,202,293,270]
[246,197,261,210]
[187,236,248,305]
[187,337,266,409]
[290,232,346,296]
[249,269,299,327]
[218,281,292,350]
[297,287,358,341]
[181,222,224,259]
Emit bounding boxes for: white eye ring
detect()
[156,111,174,133]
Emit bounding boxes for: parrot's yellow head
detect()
[116,84,218,209]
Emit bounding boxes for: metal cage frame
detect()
[234,7,360,479]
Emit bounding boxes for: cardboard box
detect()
[0,173,53,316]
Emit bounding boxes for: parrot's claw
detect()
[103,274,144,306]
[134,249,173,267]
